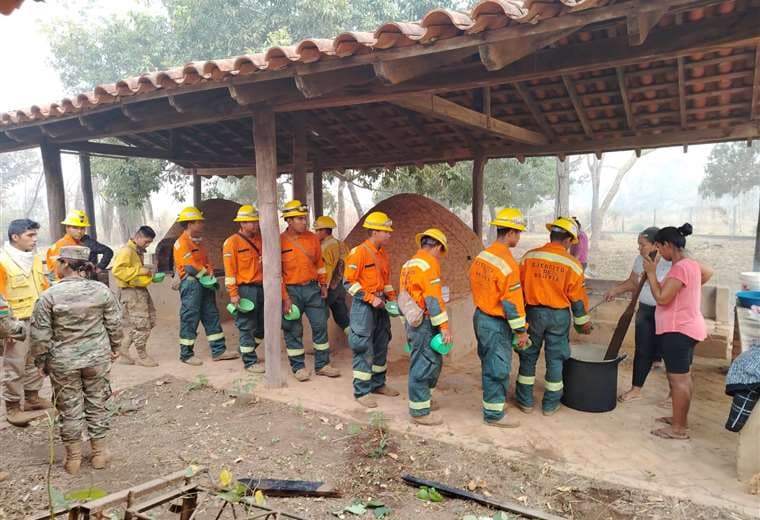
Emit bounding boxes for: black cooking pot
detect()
[562,351,628,413]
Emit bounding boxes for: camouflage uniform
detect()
[30,277,122,442]
[119,288,156,357]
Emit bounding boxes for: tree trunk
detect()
[554,158,569,218]
[589,155,603,253]
[25,171,45,218]
[337,177,346,239]
[754,187,760,271]
[486,205,497,244]
[345,172,363,220]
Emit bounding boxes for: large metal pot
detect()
[562,344,627,413]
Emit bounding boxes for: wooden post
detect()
[192,169,202,207]
[40,141,66,241]
[292,113,307,203]
[554,157,570,218]
[312,154,324,218]
[754,188,760,271]
[254,107,285,389]
[78,153,98,240]
[472,155,486,239]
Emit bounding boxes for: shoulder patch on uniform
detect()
[349,247,359,255]
[173,241,181,249]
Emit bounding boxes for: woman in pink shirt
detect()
[644,223,713,440]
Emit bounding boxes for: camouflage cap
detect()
[55,245,91,262]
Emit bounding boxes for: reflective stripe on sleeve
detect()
[508,316,527,330]
[523,251,583,276]
[574,314,590,325]
[545,380,564,392]
[476,251,511,277]
[348,282,362,296]
[403,258,431,271]
[383,285,394,293]
[224,277,237,285]
[183,252,192,259]
[317,267,327,275]
[430,278,440,285]
[347,264,358,270]
[223,253,233,258]
[430,311,448,326]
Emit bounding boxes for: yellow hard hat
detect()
[177,206,205,223]
[314,215,337,230]
[362,211,393,232]
[416,228,448,254]
[61,209,90,228]
[490,208,526,231]
[234,204,259,222]
[546,216,579,244]
[282,200,308,219]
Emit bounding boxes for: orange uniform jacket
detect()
[469,241,526,332]
[281,231,326,297]
[223,232,263,299]
[46,234,79,274]
[399,249,448,331]
[520,242,590,325]
[173,231,213,280]
[343,240,396,303]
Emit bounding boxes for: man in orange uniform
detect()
[344,211,399,408]
[173,206,237,365]
[518,217,592,416]
[469,208,530,428]
[223,205,265,373]
[46,210,112,282]
[400,228,450,426]
[280,200,339,382]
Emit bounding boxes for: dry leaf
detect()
[556,486,573,493]
[234,457,243,464]
[467,480,477,491]
[176,405,183,409]
[517,495,528,504]
[319,416,330,424]
[335,423,344,431]
[387,453,399,460]
[222,399,236,408]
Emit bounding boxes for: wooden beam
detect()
[627,7,668,46]
[472,155,486,239]
[562,76,594,137]
[229,78,303,105]
[615,67,637,133]
[374,47,474,85]
[312,154,324,219]
[40,141,66,241]
[253,107,285,389]
[677,57,688,128]
[292,112,308,201]
[357,105,417,153]
[295,65,375,98]
[60,141,252,166]
[192,169,202,206]
[752,45,760,120]
[393,94,548,146]
[479,28,577,71]
[78,153,97,240]
[513,82,556,141]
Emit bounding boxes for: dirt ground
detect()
[0,376,753,520]
[515,232,756,292]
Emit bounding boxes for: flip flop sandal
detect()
[651,427,689,440]
[618,393,642,403]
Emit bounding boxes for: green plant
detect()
[228,376,257,398]
[186,374,209,392]
[366,412,389,459]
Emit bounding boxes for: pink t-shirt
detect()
[655,258,707,341]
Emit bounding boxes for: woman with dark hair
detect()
[604,226,670,403]
[644,223,713,440]
[30,246,122,474]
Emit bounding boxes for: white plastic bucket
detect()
[740,272,760,291]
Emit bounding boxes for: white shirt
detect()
[632,255,672,307]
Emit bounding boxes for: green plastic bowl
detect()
[284,304,301,321]
[430,333,453,355]
[238,298,255,313]
[199,275,218,289]
[385,301,401,317]
[152,272,165,283]
[403,342,412,354]
[226,303,238,316]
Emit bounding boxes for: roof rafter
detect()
[561,76,594,137]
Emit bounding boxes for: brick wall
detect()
[344,193,484,301]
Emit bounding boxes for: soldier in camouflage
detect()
[0,293,25,482]
[30,246,123,475]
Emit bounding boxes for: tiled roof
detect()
[0,0,607,127]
